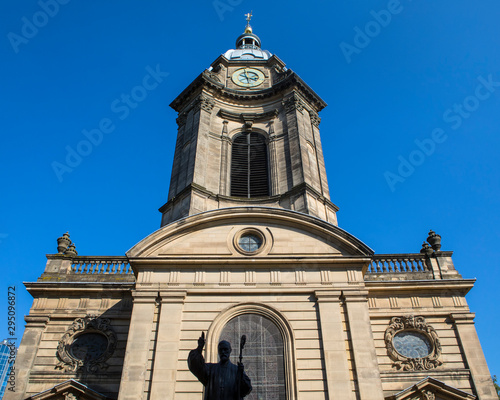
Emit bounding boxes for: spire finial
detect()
[244,11,253,33]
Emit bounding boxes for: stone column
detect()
[219,122,230,196]
[149,291,187,400]
[315,291,355,400]
[451,313,497,400]
[118,291,158,400]
[343,290,384,400]
[4,316,48,400]
[268,125,279,196]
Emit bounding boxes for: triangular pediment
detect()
[387,377,476,400]
[25,379,110,400]
[127,207,372,259]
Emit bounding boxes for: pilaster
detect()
[149,291,187,400]
[191,94,215,189]
[282,93,305,187]
[315,291,355,400]
[343,290,384,400]
[219,121,230,196]
[451,313,497,400]
[4,316,48,400]
[118,291,158,400]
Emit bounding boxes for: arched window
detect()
[220,314,286,400]
[231,132,269,198]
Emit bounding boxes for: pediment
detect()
[127,207,372,259]
[387,377,476,400]
[25,379,110,400]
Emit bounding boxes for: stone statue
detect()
[188,332,252,400]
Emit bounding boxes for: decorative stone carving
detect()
[56,315,117,374]
[427,230,442,251]
[282,93,304,114]
[64,243,78,257]
[309,110,321,127]
[420,389,436,400]
[384,315,442,371]
[176,112,187,127]
[57,232,71,254]
[205,70,221,83]
[64,393,79,400]
[420,242,434,256]
[193,94,215,113]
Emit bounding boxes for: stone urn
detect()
[420,242,434,256]
[57,232,71,254]
[427,230,442,251]
[65,243,78,257]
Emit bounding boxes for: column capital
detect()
[342,289,369,302]
[24,315,49,328]
[315,290,342,302]
[132,290,159,304]
[159,291,187,304]
[450,312,476,324]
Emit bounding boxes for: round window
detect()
[70,332,108,361]
[393,331,432,358]
[238,233,263,253]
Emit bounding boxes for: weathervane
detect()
[244,11,253,33]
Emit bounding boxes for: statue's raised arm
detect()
[187,334,252,399]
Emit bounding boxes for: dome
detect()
[222,18,272,61]
[223,48,272,61]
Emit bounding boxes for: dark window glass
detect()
[238,234,262,252]
[220,314,286,400]
[393,331,432,358]
[70,333,108,361]
[231,133,269,198]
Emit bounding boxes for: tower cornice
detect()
[169,68,327,113]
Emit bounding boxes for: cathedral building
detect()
[9,17,497,400]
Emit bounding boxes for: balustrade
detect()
[368,254,429,274]
[70,257,132,275]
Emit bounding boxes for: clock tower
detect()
[160,18,338,226]
[8,14,498,400]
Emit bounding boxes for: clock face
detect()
[232,68,265,88]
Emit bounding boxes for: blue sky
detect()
[1,0,500,379]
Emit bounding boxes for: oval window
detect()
[393,331,432,358]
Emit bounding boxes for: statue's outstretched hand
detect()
[197,332,205,350]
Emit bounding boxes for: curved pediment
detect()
[127,207,372,259]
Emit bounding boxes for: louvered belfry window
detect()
[231,132,269,197]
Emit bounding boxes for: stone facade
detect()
[8,24,497,400]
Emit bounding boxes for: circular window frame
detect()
[234,228,266,255]
[384,315,442,371]
[56,315,117,374]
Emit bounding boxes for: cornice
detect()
[218,108,279,123]
[170,69,327,113]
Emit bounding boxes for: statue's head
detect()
[218,340,232,363]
